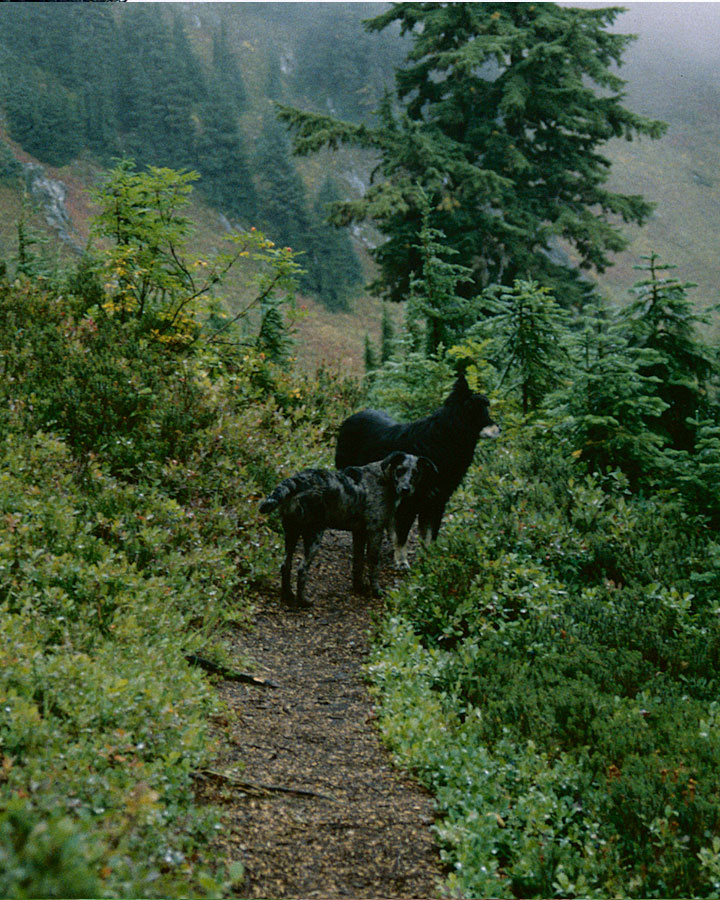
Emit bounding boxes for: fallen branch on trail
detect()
[185,653,279,688]
[195,768,337,803]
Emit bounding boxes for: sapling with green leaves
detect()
[88,159,302,353]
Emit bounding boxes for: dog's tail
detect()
[259,495,279,514]
[259,483,292,514]
[259,471,319,515]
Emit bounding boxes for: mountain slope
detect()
[1,3,719,365]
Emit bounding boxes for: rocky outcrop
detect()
[22,162,81,252]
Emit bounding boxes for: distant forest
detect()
[0,3,404,310]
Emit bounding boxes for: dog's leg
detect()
[296,529,324,608]
[281,524,300,606]
[419,496,446,543]
[352,528,366,592]
[417,512,432,545]
[393,500,415,569]
[391,522,410,570]
[429,497,447,540]
[366,532,384,597]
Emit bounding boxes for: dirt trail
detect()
[202,531,445,899]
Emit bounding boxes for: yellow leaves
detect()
[437,194,461,212]
[0,755,13,782]
[107,677,129,696]
[124,781,161,817]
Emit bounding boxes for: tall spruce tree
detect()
[196,86,257,222]
[254,115,316,292]
[211,20,247,110]
[278,3,666,304]
[115,8,200,169]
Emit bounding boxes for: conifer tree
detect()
[409,197,474,355]
[278,3,666,304]
[308,177,363,311]
[552,302,667,481]
[115,8,199,169]
[196,87,257,222]
[211,21,247,110]
[380,303,395,363]
[481,279,570,416]
[364,333,379,377]
[266,54,284,104]
[623,252,717,451]
[254,115,315,292]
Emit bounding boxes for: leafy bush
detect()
[0,162,359,896]
[370,414,720,898]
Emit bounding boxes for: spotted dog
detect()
[260,451,437,608]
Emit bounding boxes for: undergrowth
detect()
[370,417,720,899]
[0,295,355,895]
[0,163,359,897]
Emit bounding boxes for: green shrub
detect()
[0,798,101,900]
[371,415,720,898]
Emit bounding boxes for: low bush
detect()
[0,430,223,896]
[0,352,354,896]
[0,216,357,894]
[370,416,720,898]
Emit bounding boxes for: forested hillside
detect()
[1,3,720,328]
[3,4,720,899]
[0,2,404,316]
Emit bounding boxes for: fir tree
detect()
[254,115,315,292]
[211,20,247,110]
[409,197,475,355]
[5,76,83,168]
[114,8,199,170]
[552,302,667,481]
[278,3,666,304]
[364,333,379,377]
[380,303,395,363]
[266,54,284,104]
[481,279,570,416]
[308,177,363,311]
[623,252,717,452]
[196,87,257,222]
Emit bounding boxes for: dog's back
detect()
[260,467,371,531]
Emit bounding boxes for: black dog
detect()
[260,451,436,607]
[335,372,499,566]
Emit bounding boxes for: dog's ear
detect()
[380,451,406,474]
[448,370,472,403]
[418,456,438,482]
